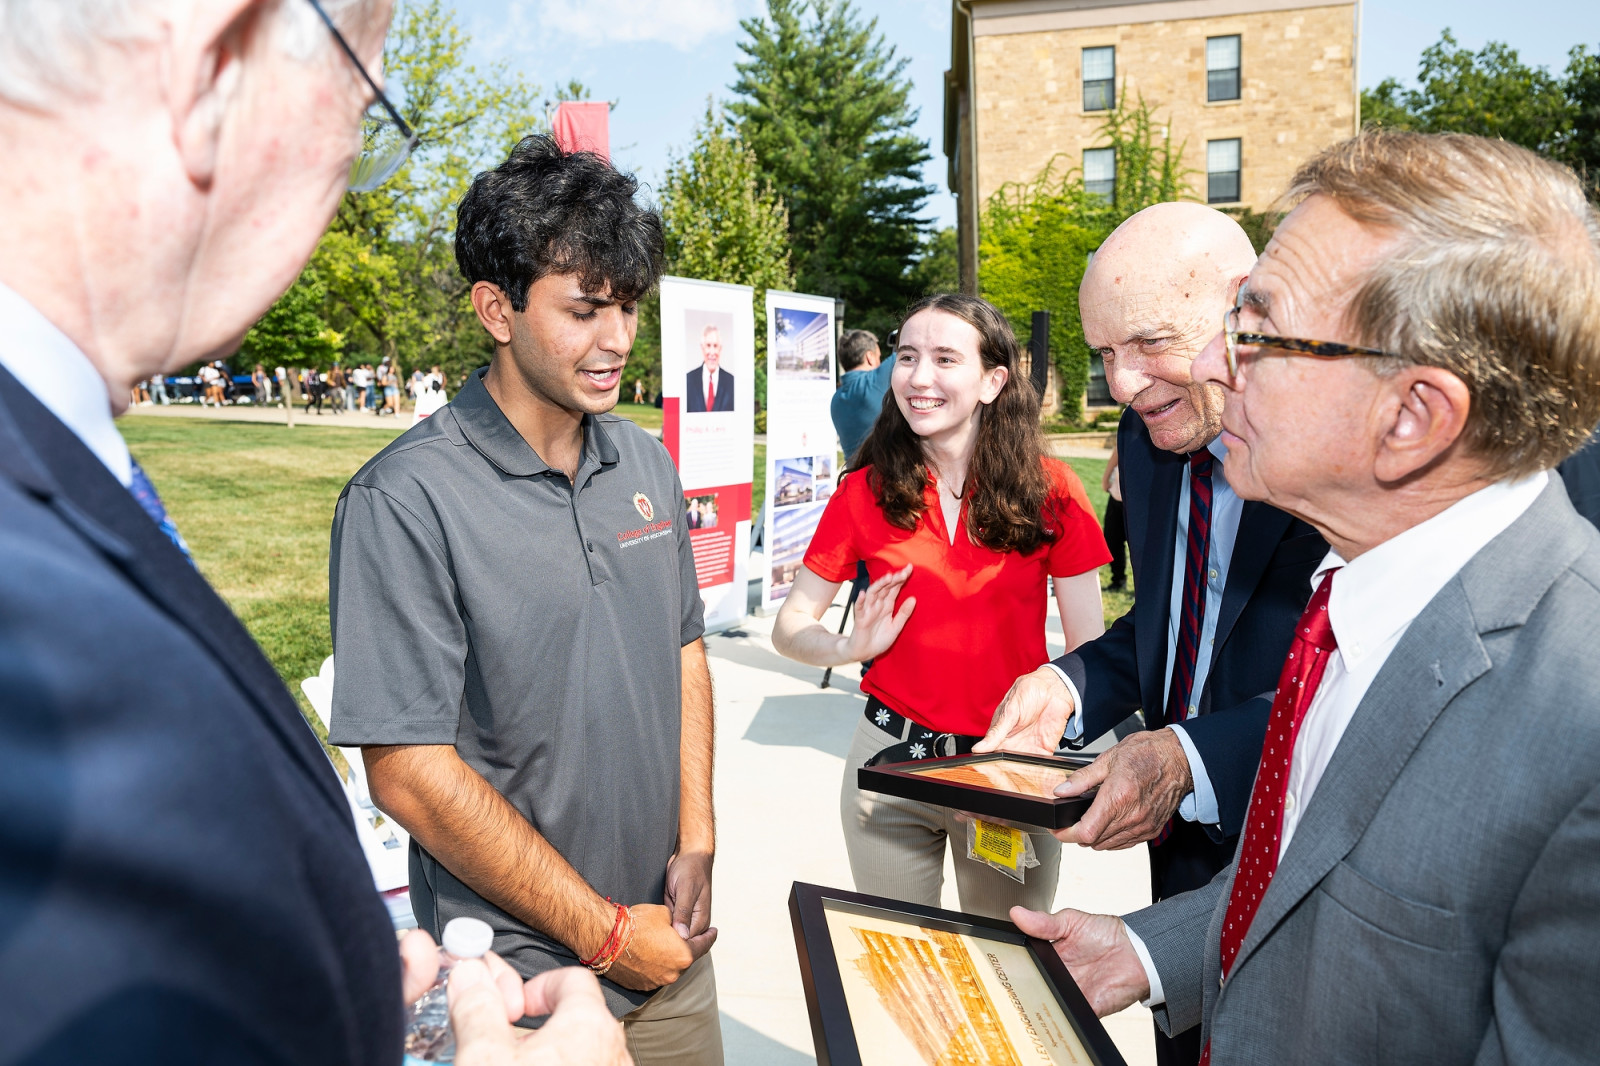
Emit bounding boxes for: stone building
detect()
[945,0,1361,293]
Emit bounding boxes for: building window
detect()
[1207,139,1241,203]
[1084,148,1116,201]
[1206,35,1241,102]
[1083,47,1115,111]
[1087,353,1113,405]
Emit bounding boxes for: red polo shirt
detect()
[804,459,1110,736]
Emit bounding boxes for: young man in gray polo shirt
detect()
[328,136,721,1063]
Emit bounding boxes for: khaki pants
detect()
[622,952,722,1065]
[841,715,1061,919]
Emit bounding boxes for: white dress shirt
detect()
[1130,470,1549,1006]
[0,281,131,486]
[1053,434,1241,824]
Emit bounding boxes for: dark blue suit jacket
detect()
[0,366,400,1065]
[1052,409,1326,895]
[684,365,735,412]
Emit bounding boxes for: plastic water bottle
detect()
[403,917,495,1065]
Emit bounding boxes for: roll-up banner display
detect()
[659,276,756,633]
[761,290,839,612]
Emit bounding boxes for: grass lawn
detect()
[121,418,1128,751]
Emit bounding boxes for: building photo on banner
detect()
[659,275,756,632]
[761,291,839,610]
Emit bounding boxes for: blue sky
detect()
[446,0,1600,230]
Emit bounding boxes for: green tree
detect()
[644,104,796,409]
[979,94,1194,417]
[309,0,543,381]
[907,227,959,298]
[1560,45,1600,194]
[239,268,342,368]
[728,0,933,337]
[1361,30,1572,152]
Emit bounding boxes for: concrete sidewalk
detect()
[707,595,1155,1065]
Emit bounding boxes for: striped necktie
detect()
[1199,569,1339,1066]
[1153,450,1214,847]
[128,458,195,564]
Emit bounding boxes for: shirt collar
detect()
[450,367,619,478]
[1315,471,1549,666]
[0,281,132,487]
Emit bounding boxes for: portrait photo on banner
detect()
[683,308,741,416]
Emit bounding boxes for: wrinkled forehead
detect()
[1242,196,1392,332]
[1080,269,1225,346]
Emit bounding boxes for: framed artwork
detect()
[858,752,1097,831]
[789,883,1128,1066]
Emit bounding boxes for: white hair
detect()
[0,0,369,109]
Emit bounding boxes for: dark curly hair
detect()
[855,293,1053,555]
[454,135,665,310]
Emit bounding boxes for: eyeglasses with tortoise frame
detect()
[1222,284,1399,378]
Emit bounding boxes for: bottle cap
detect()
[442,917,494,959]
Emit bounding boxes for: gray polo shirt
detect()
[328,368,703,1016]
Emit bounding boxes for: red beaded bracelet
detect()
[581,901,629,973]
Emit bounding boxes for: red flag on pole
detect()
[552,102,610,161]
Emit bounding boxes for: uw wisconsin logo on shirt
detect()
[633,492,654,521]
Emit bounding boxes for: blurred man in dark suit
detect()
[0,0,621,1061]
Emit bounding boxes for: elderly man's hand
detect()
[451,962,631,1066]
[1053,729,1193,849]
[973,667,1078,756]
[1010,906,1149,1017]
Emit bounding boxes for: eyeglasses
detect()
[305,0,418,192]
[1222,285,1398,378]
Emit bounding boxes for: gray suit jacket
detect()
[1125,479,1600,1064]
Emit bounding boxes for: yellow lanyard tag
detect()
[972,819,1025,871]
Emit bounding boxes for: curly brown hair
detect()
[854,294,1054,555]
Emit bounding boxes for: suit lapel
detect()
[0,368,349,819]
[1230,481,1582,972]
[1134,445,1184,714]
[1211,501,1294,656]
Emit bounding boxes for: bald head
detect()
[1081,203,1258,453]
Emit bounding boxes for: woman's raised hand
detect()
[840,565,916,662]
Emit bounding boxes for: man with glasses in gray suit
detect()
[0,1,623,1062]
[1011,130,1600,1063]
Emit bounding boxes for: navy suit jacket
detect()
[0,366,400,1065]
[1052,410,1326,891]
[685,365,735,412]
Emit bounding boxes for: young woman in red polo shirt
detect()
[773,293,1109,917]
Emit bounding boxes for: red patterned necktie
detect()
[706,373,716,411]
[1153,450,1214,848]
[1198,568,1339,1066]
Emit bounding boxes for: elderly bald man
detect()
[0,1,622,1063]
[978,202,1326,1066]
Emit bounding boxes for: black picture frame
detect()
[858,751,1097,831]
[789,882,1128,1066]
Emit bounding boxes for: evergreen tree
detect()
[728,0,933,337]
[635,105,796,408]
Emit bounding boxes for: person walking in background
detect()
[130,379,149,406]
[774,294,1109,920]
[633,377,645,404]
[149,373,169,405]
[379,357,400,416]
[303,366,325,415]
[410,378,448,426]
[351,361,372,412]
[1101,439,1128,592]
[327,362,347,412]
[252,364,270,406]
[830,328,892,466]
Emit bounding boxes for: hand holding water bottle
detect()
[399,920,629,1066]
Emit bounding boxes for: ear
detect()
[471,281,515,346]
[169,0,263,188]
[1374,366,1472,482]
[980,364,1009,405]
